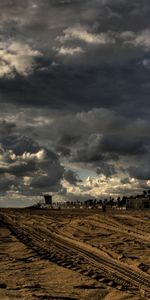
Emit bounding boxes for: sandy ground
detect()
[0,208,150,300]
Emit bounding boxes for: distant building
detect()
[44,194,52,205]
[126,197,150,210]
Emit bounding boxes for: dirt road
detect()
[1,208,150,299]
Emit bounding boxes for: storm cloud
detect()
[0,0,150,205]
[0,134,64,196]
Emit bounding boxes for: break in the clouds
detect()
[0,0,150,206]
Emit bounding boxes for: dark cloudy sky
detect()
[0,0,150,206]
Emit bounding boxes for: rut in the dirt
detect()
[1,212,150,298]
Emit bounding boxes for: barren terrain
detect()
[0,208,150,299]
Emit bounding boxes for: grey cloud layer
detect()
[0,122,64,195]
[1,107,149,183]
[0,0,150,200]
[0,0,150,113]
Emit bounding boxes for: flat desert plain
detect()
[0,208,150,300]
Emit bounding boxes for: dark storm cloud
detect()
[70,134,147,166]
[11,107,148,179]
[128,166,150,180]
[0,157,37,177]
[50,111,148,158]
[101,135,147,156]
[0,54,149,120]
[0,174,17,193]
[0,53,149,114]
[1,134,40,155]
[0,128,64,195]
[0,0,150,114]
[0,0,150,201]
[55,145,71,157]
[63,169,81,185]
[30,166,64,192]
[58,134,81,146]
[96,163,116,177]
[0,120,16,135]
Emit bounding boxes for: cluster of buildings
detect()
[126,195,150,210]
[35,191,150,210]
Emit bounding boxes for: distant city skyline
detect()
[0,0,150,207]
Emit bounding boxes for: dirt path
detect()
[1,211,150,299]
[0,219,112,300]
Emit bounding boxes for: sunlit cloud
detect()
[0,41,42,77]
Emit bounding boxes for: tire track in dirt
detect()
[1,213,150,298]
[87,215,150,243]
